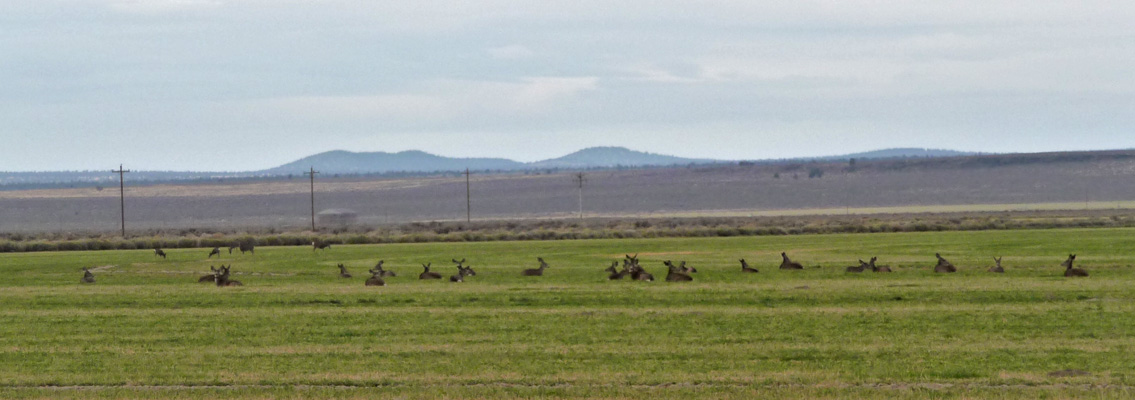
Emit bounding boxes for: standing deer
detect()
[365,268,386,286]
[869,257,891,273]
[207,247,221,258]
[740,259,759,273]
[523,257,549,276]
[237,242,254,255]
[419,263,442,280]
[373,261,396,277]
[153,248,166,259]
[1062,254,1088,277]
[934,253,957,273]
[313,241,331,251]
[779,252,804,270]
[214,265,242,287]
[337,264,352,278]
[989,257,1005,273]
[846,260,868,273]
[80,267,95,284]
[664,260,693,282]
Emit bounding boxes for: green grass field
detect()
[2,228,1134,399]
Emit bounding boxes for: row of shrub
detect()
[2,213,1134,253]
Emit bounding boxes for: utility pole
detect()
[463,168,471,223]
[111,164,130,237]
[574,172,586,219]
[304,167,319,231]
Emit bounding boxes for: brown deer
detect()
[228,245,238,254]
[449,265,475,282]
[153,248,166,259]
[523,257,549,276]
[869,257,891,273]
[740,259,759,273]
[605,261,625,280]
[207,247,221,258]
[419,263,442,280]
[989,257,1005,273]
[664,260,693,282]
[199,266,219,283]
[625,255,654,281]
[214,265,242,287]
[1062,254,1088,277]
[313,241,331,251]
[934,253,957,273]
[373,260,396,277]
[337,264,352,278]
[80,267,95,284]
[677,261,697,273]
[846,260,868,273]
[365,268,386,286]
[779,252,804,270]
[237,242,254,255]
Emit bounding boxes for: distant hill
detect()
[528,147,713,168]
[264,150,522,175]
[814,148,980,161]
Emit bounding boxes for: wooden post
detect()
[304,167,319,231]
[111,164,130,236]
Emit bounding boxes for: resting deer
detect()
[605,261,626,280]
[677,261,697,274]
[740,259,759,273]
[373,260,396,277]
[313,241,331,251]
[846,260,868,273]
[869,257,891,273]
[153,248,166,259]
[934,253,957,273]
[337,264,352,278]
[419,263,442,280]
[199,266,219,283]
[779,252,804,270]
[365,268,386,286]
[207,247,221,258]
[1063,254,1088,277]
[664,260,694,282]
[523,257,549,276]
[625,254,653,281]
[80,267,95,284]
[450,265,475,282]
[215,265,242,287]
[989,257,1005,273]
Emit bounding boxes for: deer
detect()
[153,248,166,259]
[1062,254,1088,277]
[419,263,442,280]
[199,266,219,283]
[207,247,221,258]
[236,242,254,255]
[365,268,386,286]
[869,257,891,273]
[523,257,549,276]
[313,241,331,251]
[846,260,868,273]
[740,259,759,273]
[337,264,352,278]
[989,257,1005,273]
[214,265,242,287]
[450,265,475,282]
[779,252,804,270]
[624,254,654,281]
[228,245,238,254]
[373,260,396,277]
[664,260,694,282]
[934,253,957,273]
[677,261,697,274]
[605,261,626,280]
[80,267,95,284]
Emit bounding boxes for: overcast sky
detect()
[2,1,1133,171]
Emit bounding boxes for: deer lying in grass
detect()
[740,259,759,273]
[934,253,957,273]
[199,266,220,283]
[869,257,891,273]
[989,257,1005,273]
[372,260,396,277]
[153,248,166,259]
[624,254,654,281]
[605,261,626,280]
[523,257,549,276]
[664,260,693,282]
[207,247,221,258]
[450,264,476,282]
[846,260,868,273]
[1062,254,1088,277]
[779,252,804,270]
[337,264,352,278]
[214,265,242,287]
[80,268,95,284]
[677,261,696,274]
[365,268,386,286]
[419,263,442,280]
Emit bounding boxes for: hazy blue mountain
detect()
[528,147,714,168]
[820,148,979,160]
[264,150,523,174]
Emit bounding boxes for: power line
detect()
[304,167,319,231]
[574,172,586,219]
[463,168,471,223]
[111,164,130,237]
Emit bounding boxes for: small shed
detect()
[316,209,358,226]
